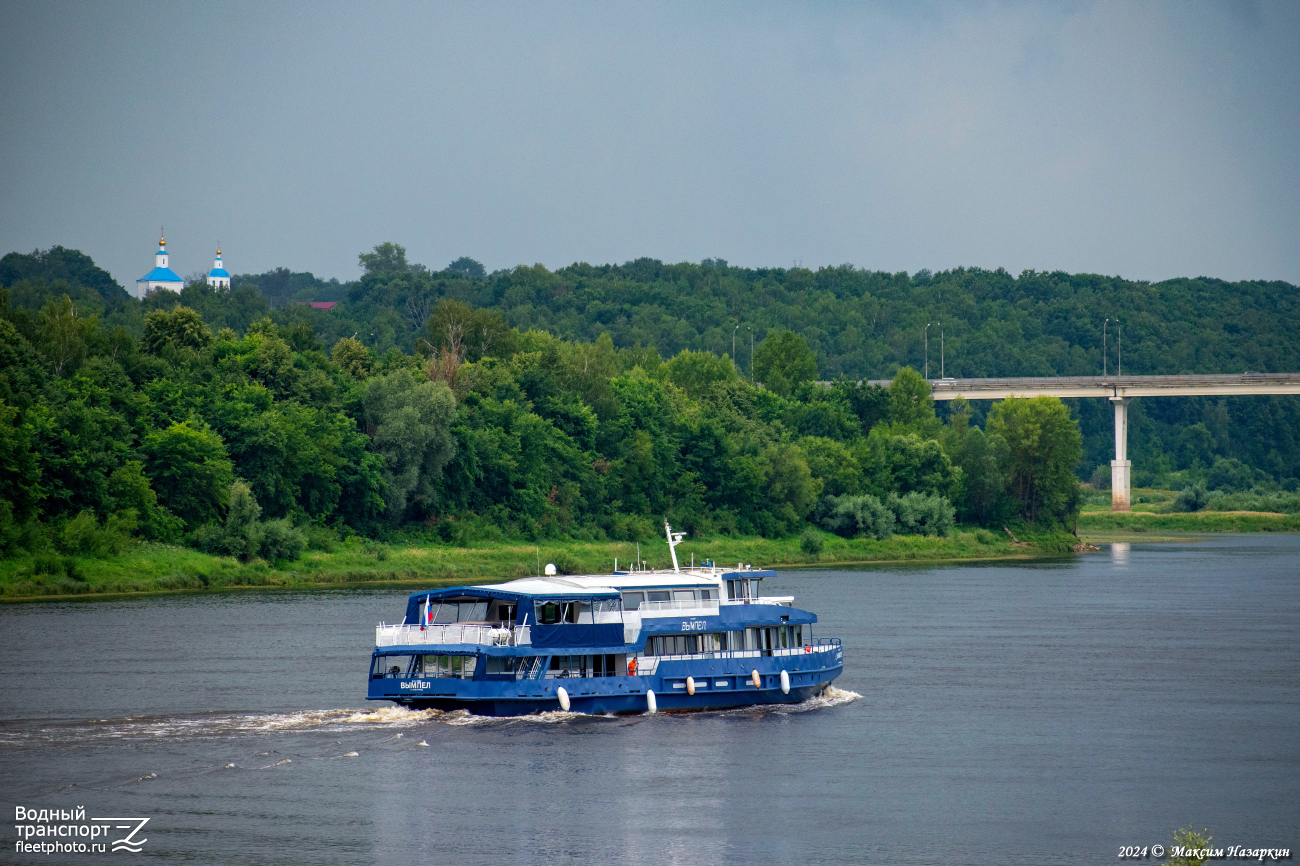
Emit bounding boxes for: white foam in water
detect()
[7,686,859,746]
[799,685,863,710]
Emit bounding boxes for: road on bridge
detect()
[856,374,1300,512]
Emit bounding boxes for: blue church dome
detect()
[208,267,230,278]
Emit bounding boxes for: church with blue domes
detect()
[134,231,232,298]
[135,230,184,299]
[207,247,230,289]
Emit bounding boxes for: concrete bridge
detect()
[861,373,1300,511]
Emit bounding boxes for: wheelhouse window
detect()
[726,578,762,600]
[622,591,644,611]
[647,590,670,602]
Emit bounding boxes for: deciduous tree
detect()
[986,396,1082,524]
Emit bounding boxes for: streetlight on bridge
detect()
[939,322,944,378]
[924,323,932,380]
[1103,318,1109,376]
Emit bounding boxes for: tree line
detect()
[241,242,1300,491]
[0,245,1093,557]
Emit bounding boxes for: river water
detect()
[2,535,1297,864]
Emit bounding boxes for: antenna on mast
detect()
[665,519,685,573]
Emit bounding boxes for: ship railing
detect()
[719,596,794,607]
[638,599,720,616]
[634,643,840,670]
[375,623,531,648]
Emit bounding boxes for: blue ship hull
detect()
[369,650,844,717]
[400,684,829,716]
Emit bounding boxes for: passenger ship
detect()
[367,523,844,716]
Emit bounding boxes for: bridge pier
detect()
[905,374,1300,514]
[1110,397,1131,512]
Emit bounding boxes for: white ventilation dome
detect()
[544,563,557,576]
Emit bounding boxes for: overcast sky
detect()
[1,1,1297,288]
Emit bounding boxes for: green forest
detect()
[1,243,1298,571]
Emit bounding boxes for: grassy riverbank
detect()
[0,528,1072,602]
[1077,510,1300,534]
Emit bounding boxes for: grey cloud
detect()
[0,0,1296,286]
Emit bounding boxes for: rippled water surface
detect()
[2,535,1298,864]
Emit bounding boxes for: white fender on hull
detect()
[751,669,761,688]
[557,686,570,712]
[646,689,657,714]
[779,669,790,694]
[686,676,695,696]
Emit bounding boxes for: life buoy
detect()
[628,657,638,676]
[804,644,811,653]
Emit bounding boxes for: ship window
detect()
[375,655,414,677]
[426,600,491,624]
[673,590,695,602]
[648,590,670,602]
[536,601,561,624]
[422,654,475,678]
[592,653,620,677]
[485,656,515,675]
[622,592,644,610]
[780,627,788,649]
[546,655,588,678]
[700,589,712,601]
